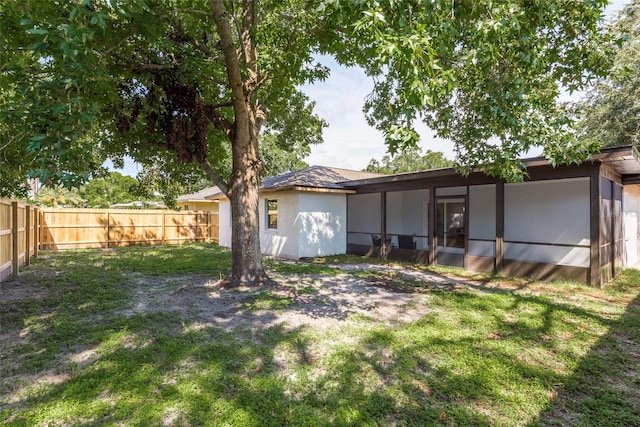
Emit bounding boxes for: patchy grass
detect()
[1,244,639,426]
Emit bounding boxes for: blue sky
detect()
[109,0,631,176]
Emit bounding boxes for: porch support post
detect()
[590,167,602,287]
[380,191,388,258]
[428,187,436,265]
[495,181,504,275]
[464,186,470,270]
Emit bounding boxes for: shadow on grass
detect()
[2,246,640,425]
[529,270,640,426]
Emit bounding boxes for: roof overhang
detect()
[206,185,356,201]
[178,198,220,203]
[342,145,640,189]
[260,185,356,195]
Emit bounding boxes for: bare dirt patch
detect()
[119,266,451,332]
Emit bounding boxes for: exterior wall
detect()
[260,192,299,259]
[623,185,640,267]
[504,178,590,269]
[347,193,382,246]
[218,200,232,248]
[297,193,347,258]
[218,192,348,259]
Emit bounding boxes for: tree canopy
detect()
[365,147,453,174]
[79,171,141,208]
[0,0,618,284]
[574,0,640,149]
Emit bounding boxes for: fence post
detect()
[11,201,18,278]
[25,205,31,266]
[33,207,39,257]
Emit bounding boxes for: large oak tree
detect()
[0,0,616,285]
[575,0,640,149]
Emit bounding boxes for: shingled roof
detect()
[177,186,223,202]
[261,165,382,191]
[182,165,383,200]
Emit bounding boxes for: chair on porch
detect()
[397,234,416,250]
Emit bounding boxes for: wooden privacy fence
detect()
[1,203,219,283]
[39,208,220,250]
[0,199,38,282]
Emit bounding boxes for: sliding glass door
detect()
[436,198,466,266]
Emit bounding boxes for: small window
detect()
[266,199,278,230]
[184,204,189,211]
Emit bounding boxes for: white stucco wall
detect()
[504,178,590,267]
[217,191,348,260]
[260,192,299,259]
[218,199,232,248]
[297,193,347,258]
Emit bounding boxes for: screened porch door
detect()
[435,198,466,267]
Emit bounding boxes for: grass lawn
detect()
[1,243,639,426]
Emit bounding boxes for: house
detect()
[176,187,220,212]
[209,166,381,259]
[208,146,640,286]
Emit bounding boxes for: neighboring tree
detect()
[0,1,617,285]
[133,164,211,210]
[261,133,317,177]
[574,0,640,149]
[79,171,140,208]
[365,147,453,174]
[37,186,84,208]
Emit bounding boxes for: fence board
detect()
[2,204,219,283]
[0,198,37,283]
[0,199,12,282]
[39,208,220,250]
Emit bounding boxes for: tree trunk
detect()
[209,0,270,286]
[227,125,270,286]
[228,160,266,285]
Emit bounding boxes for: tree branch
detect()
[199,157,229,195]
[207,107,235,138]
[209,0,249,118]
[174,8,211,17]
[0,131,26,152]
[138,63,177,71]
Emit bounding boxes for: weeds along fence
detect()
[0,202,219,283]
[0,199,38,282]
[39,208,219,250]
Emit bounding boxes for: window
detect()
[266,199,278,230]
[183,204,189,211]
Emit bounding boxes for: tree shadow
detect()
[529,272,640,426]
[2,250,640,426]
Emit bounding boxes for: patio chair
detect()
[397,234,416,250]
